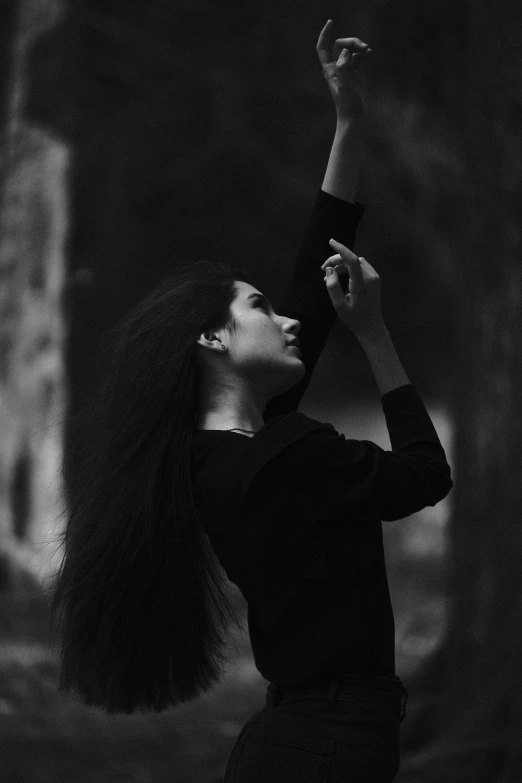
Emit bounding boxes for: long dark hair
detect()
[48,258,256,714]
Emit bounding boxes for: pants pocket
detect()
[230,714,336,783]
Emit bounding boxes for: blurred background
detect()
[0,0,520,780]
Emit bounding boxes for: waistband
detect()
[265,672,408,721]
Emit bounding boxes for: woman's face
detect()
[222,280,305,396]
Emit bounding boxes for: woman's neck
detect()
[195,382,266,433]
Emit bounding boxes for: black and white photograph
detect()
[0,1,520,781]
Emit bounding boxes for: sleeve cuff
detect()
[317,188,365,219]
[380,383,417,406]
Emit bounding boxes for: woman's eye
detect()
[256,301,269,313]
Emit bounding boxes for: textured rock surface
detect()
[0,0,68,589]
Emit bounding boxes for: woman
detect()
[49,20,452,782]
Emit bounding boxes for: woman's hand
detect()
[316,20,372,121]
[321,239,385,339]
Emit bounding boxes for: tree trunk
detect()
[397,1,522,780]
[0,0,69,603]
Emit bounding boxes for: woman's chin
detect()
[289,359,306,380]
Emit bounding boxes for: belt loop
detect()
[326,678,339,711]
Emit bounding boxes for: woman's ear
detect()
[196,332,224,352]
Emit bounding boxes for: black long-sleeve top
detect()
[190,189,453,688]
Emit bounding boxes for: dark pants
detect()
[224,673,408,782]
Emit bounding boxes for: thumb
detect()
[336,47,351,68]
[324,266,346,310]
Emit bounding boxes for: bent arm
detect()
[289,384,453,524]
[263,120,366,420]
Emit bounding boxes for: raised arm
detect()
[318,20,371,203]
[263,22,371,420]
